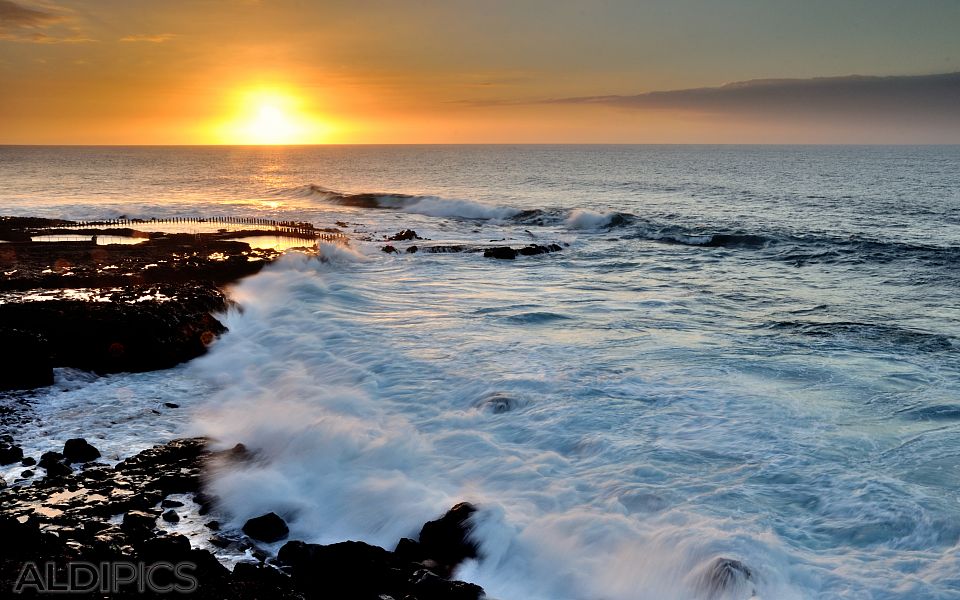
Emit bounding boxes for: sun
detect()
[214,88,333,145]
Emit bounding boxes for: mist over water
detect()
[2,145,959,599]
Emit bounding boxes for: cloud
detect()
[544,72,960,121]
[0,0,93,43]
[0,0,58,30]
[119,33,177,43]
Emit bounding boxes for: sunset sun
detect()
[215,88,333,145]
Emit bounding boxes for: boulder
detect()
[62,438,101,463]
[38,451,72,477]
[162,509,180,523]
[387,229,421,241]
[483,247,517,260]
[697,557,754,599]
[277,540,401,597]
[0,441,24,465]
[137,533,191,562]
[518,243,563,256]
[242,512,289,543]
[417,502,479,576]
[381,244,399,254]
[0,328,54,390]
[122,510,158,533]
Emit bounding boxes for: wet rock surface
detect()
[483,244,563,260]
[0,437,486,599]
[242,512,289,543]
[0,215,320,391]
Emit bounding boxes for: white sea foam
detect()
[565,209,622,229]
[186,254,814,600]
[399,196,522,221]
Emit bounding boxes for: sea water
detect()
[1,145,959,599]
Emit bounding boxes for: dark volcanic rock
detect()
[381,244,399,254]
[278,538,483,600]
[519,243,563,256]
[388,229,421,241]
[0,433,486,600]
[0,293,227,384]
[0,328,54,390]
[406,245,419,253]
[0,216,316,390]
[38,451,72,477]
[418,502,479,577]
[122,510,158,533]
[242,512,289,543]
[62,438,101,463]
[484,243,562,260]
[483,246,518,260]
[0,441,24,465]
[697,557,754,599]
[0,437,309,599]
[162,509,180,523]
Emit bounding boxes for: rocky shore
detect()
[0,437,485,599]
[0,216,490,597]
[0,216,318,391]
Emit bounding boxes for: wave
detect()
[564,209,633,230]
[289,184,522,220]
[281,184,959,267]
[189,255,805,600]
[769,320,957,352]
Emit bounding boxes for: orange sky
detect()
[1,0,958,144]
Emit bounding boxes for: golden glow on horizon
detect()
[214,88,334,145]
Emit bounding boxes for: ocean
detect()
[2,144,959,599]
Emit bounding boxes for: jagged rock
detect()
[38,451,72,477]
[483,243,563,260]
[406,245,419,253]
[122,510,158,533]
[0,442,24,465]
[278,540,402,597]
[409,569,484,600]
[518,243,562,256]
[382,244,399,254]
[0,328,54,390]
[137,533,191,561]
[161,498,184,508]
[242,512,289,543]
[62,438,101,463]
[388,229,421,241]
[418,502,479,576]
[483,246,518,260]
[393,537,424,563]
[38,451,63,468]
[697,557,754,599]
[21,456,36,467]
[162,509,180,523]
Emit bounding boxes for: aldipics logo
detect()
[13,561,198,594]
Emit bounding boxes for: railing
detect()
[70,216,343,240]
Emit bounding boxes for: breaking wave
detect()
[288,184,522,220]
[279,184,959,268]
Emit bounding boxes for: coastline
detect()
[0,215,492,598]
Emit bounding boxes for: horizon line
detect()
[2,142,960,147]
